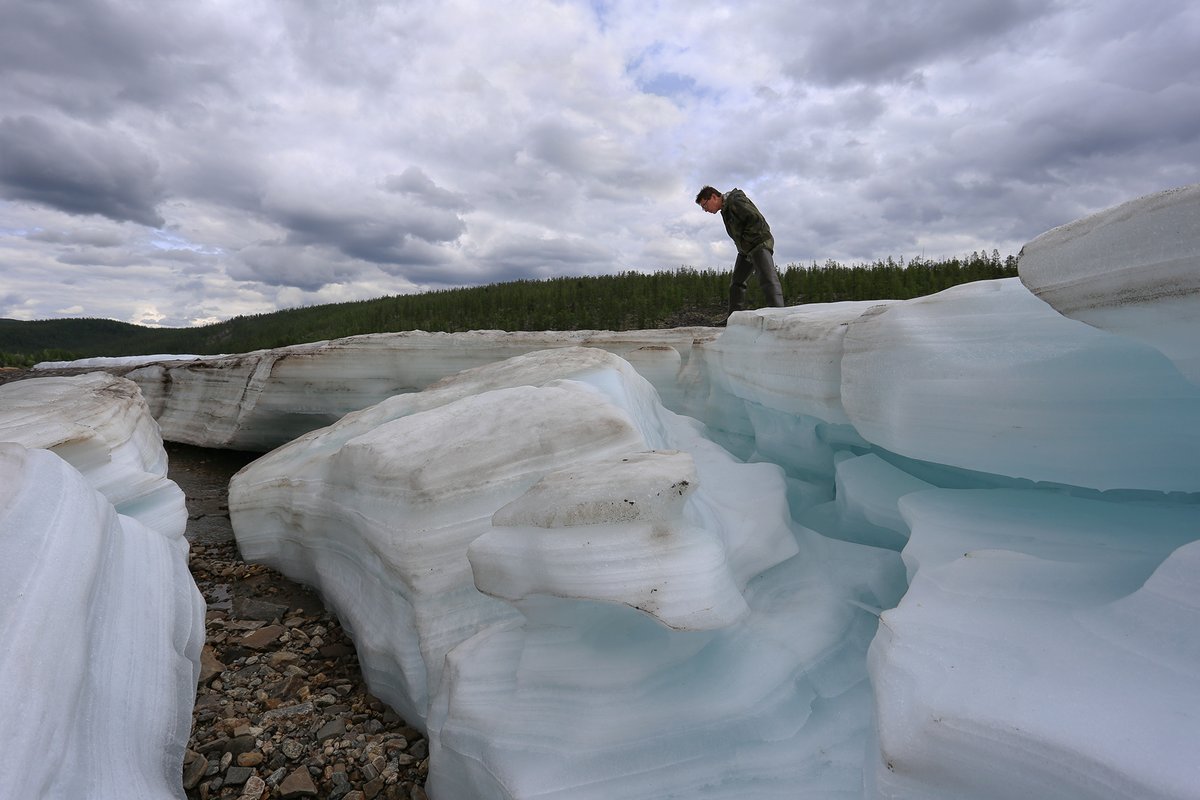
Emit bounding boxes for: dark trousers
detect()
[730,246,785,312]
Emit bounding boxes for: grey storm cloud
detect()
[483,235,616,278]
[230,244,372,292]
[788,0,1056,86]
[387,232,618,289]
[526,121,592,173]
[274,203,467,266]
[56,249,142,268]
[0,115,165,227]
[1009,83,1200,173]
[384,167,472,211]
[27,228,125,248]
[0,0,236,119]
[521,120,673,194]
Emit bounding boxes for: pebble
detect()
[185,538,428,799]
[183,754,209,790]
[239,775,267,800]
[224,766,254,786]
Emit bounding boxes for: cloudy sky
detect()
[2,0,1198,327]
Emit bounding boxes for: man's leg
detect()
[728,253,754,313]
[750,247,786,307]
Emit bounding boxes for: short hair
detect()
[695,186,720,205]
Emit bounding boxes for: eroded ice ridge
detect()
[88,328,716,451]
[0,375,203,800]
[1019,183,1200,384]
[228,346,904,797]
[0,372,186,534]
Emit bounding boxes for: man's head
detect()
[696,186,722,213]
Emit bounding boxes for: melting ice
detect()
[3,184,1198,799]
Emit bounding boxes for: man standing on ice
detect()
[696,185,787,314]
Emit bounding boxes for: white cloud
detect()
[1,0,1198,325]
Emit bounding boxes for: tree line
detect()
[0,251,1017,366]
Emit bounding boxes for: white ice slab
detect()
[471,450,752,631]
[689,278,1200,495]
[840,278,1200,492]
[431,527,905,800]
[35,354,214,368]
[1019,183,1200,384]
[119,329,716,450]
[869,488,1200,800]
[0,372,186,536]
[229,347,798,732]
[697,301,897,425]
[0,443,204,800]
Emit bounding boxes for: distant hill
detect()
[0,254,1017,366]
[0,317,192,366]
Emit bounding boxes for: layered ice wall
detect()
[108,329,715,451]
[1019,183,1200,384]
[690,185,1200,799]
[0,375,203,800]
[0,372,187,534]
[228,348,897,799]
[869,491,1200,800]
[699,277,1200,493]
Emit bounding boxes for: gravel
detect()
[169,442,430,800]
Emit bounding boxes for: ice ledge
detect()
[115,328,717,451]
[1019,182,1200,383]
[472,450,753,630]
[0,372,186,535]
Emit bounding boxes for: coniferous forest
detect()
[0,252,1017,366]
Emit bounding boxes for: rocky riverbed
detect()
[169,442,430,800]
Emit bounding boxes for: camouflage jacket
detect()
[720,188,774,255]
